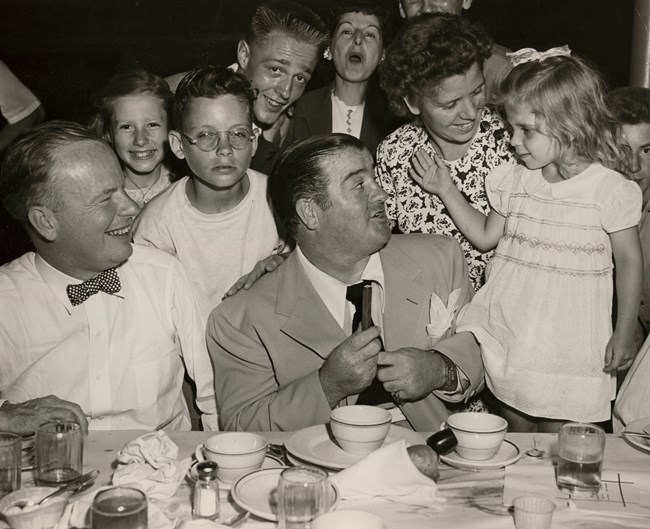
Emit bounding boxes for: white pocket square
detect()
[426,288,462,340]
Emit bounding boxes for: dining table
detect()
[6,429,650,529]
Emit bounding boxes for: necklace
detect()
[124,170,163,205]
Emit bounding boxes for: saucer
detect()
[440,440,521,470]
[622,418,650,453]
[285,424,424,471]
[187,454,284,490]
[231,467,339,521]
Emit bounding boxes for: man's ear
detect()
[27,206,57,242]
[403,94,421,116]
[237,40,252,73]
[295,197,319,231]
[398,1,406,18]
[169,130,186,160]
[462,0,474,10]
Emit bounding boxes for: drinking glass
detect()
[91,487,148,529]
[0,432,21,498]
[556,422,605,496]
[277,466,330,529]
[35,420,82,486]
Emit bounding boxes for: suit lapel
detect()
[276,251,346,359]
[380,242,432,351]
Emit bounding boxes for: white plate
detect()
[440,439,521,470]
[285,424,424,471]
[187,454,284,490]
[622,418,650,453]
[230,467,339,521]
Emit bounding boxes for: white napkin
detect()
[426,289,462,342]
[330,440,446,507]
[112,430,192,500]
[54,485,173,529]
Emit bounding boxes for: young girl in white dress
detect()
[409,47,643,432]
[90,69,174,208]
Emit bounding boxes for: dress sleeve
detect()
[485,162,518,216]
[602,178,643,233]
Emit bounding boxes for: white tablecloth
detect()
[8,431,650,529]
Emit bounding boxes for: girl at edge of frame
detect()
[408,48,643,433]
[89,69,175,209]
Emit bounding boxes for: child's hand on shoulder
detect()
[408,149,454,198]
[603,330,637,372]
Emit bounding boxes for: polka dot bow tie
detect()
[66,268,121,306]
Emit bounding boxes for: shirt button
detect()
[95,330,102,337]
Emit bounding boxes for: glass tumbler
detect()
[0,432,21,498]
[556,422,605,496]
[277,466,331,529]
[35,420,83,486]
[92,486,148,529]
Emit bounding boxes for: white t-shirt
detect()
[133,169,283,314]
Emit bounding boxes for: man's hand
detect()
[0,395,88,435]
[408,149,454,197]
[319,326,382,408]
[377,348,452,401]
[223,254,287,299]
[603,330,637,372]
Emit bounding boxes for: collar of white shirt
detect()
[295,245,385,331]
[34,254,91,314]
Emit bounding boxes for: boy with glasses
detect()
[134,66,284,313]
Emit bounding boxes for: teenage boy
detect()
[133,66,284,314]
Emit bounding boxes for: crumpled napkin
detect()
[112,430,192,500]
[426,289,462,343]
[54,485,174,529]
[330,440,446,507]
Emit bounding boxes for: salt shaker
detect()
[193,461,220,521]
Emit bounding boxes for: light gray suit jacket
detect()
[207,234,484,431]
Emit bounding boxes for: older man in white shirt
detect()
[0,121,217,431]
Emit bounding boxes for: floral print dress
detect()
[375,107,514,290]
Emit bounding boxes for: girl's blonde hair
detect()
[493,54,629,177]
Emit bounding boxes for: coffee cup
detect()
[195,432,267,484]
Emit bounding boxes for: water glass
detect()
[92,487,148,529]
[556,422,605,496]
[0,432,21,498]
[277,466,330,529]
[35,420,83,486]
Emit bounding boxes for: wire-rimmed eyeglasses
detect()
[177,127,255,152]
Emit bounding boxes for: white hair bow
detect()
[506,45,571,67]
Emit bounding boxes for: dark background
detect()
[0,0,637,262]
[0,0,635,123]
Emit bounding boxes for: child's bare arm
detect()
[604,226,643,372]
[409,149,504,251]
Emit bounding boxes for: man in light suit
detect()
[207,134,484,432]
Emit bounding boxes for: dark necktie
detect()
[66,268,121,306]
[345,280,371,333]
[346,281,393,405]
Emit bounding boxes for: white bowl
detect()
[196,432,267,484]
[312,509,386,529]
[0,487,68,529]
[330,405,392,456]
[446,412,507,461]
